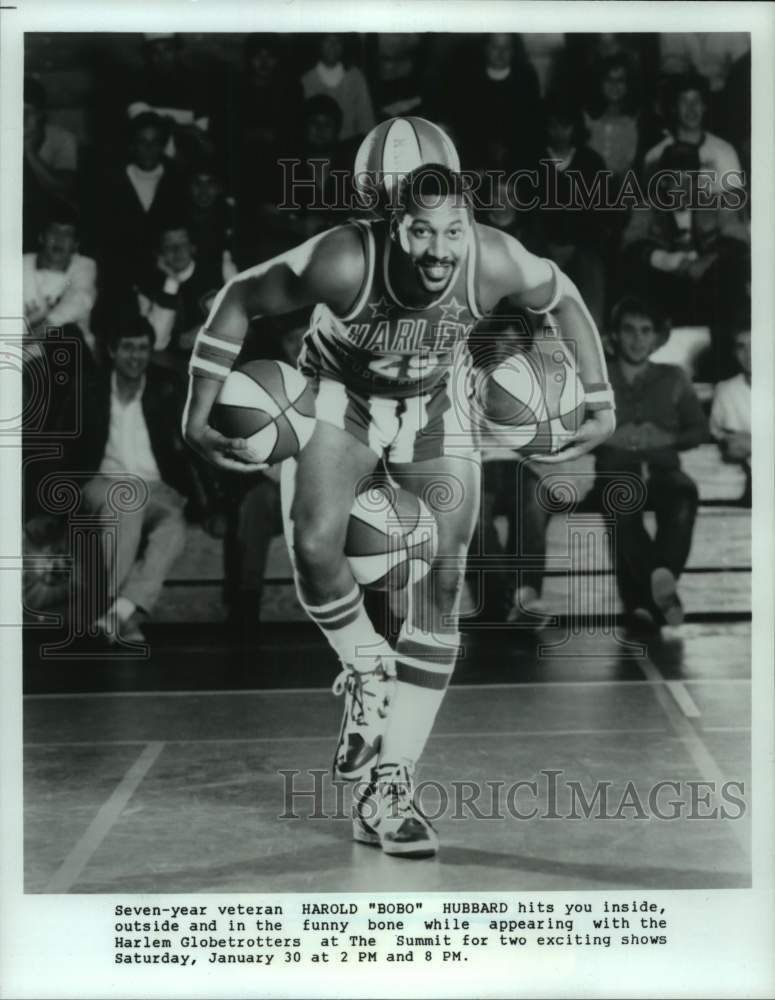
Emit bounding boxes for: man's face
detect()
[616,312,660,363]
[486,34,512,71]
[130,125,165,170]
[305,112,338,152]
[111,335,152,380]
[677,89,705,131]
[160,229,195,273]
[189,173,220,210]
[547,117,574,150]
[734,330,751,377]
[40,223,77,271]
[320,34,343,67]
[397,196,471,294]
[602,66,628,106]
[250,46,277,83]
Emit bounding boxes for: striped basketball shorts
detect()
[313,373,475,464]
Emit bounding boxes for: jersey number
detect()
[368,353,440,380]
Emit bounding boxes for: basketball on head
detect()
[353,116,460,214]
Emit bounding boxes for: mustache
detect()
[419,256,453,267]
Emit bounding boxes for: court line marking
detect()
[24,677,751,701]
[637,657,750,857]
[43,741,164,893]
[24,727,672,748]
[665,680,702,718]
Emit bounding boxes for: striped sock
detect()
[301,584,393,670]
[379,626,461,765]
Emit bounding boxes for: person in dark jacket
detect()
[535,96,610,327]
[595,296,708,631]
[91,112,186,313]
[621,139,749,378]
[60,316,205,643]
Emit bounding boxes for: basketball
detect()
[211,360,316,465]
[346,483,438,591]
[353,116,460,211]
[473,341,586,455]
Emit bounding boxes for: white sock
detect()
[301,584,393,671]
[379,625,460,765]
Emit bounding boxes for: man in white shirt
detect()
[643,73,744,195]
[65,318,195,644]
[23,211,97,353]
[710,325,751,504]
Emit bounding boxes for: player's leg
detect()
[381,451,481,761]
[281,385,394,779]
[353,451,481,857]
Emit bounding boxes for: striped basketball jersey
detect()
[298,218,483,398]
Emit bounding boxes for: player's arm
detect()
[479,226,615,462]
[183,226,364,471]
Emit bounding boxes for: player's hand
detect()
[184,423,268,473]
[532,409,616,464]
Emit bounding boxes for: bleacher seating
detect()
[156,443,750,624]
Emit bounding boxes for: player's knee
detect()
[293,520,344,574]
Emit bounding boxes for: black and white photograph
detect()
[1,1,773,997]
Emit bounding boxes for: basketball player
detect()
[183,159,615,857]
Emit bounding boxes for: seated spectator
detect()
[93,111,185,308]
[183,162,238,276]
[23,207,97,357]
[23,76,78,249]
[520,33,566,98]
[710,319,751,506]
[221,314,308,637]
[452,33,542,172]
[477,174,548,259]
[137,221,232,377]
[643,73,743,194]
[535,97,608,327]
[658,33,749,116]
[220,33,304,198]
[125,33,216,167]
[301,34,375,144]
[466,310,555,626]
[584,55,645,185]
[58,317,207,645]
[622,141,749,378]
[258,96,352,253]
[594,297,708,631]
[367,34,426,121]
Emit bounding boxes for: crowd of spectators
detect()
[22,31,752,641]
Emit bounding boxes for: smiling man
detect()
[594,296,708,632]
[59,317,206,646]
[183,143,614,858]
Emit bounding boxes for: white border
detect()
[1,3,774,997]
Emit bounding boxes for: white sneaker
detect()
[353,761,439,858]
[332,658,394,782]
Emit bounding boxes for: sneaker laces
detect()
[332,659,391,724]
[375,763,416,819]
